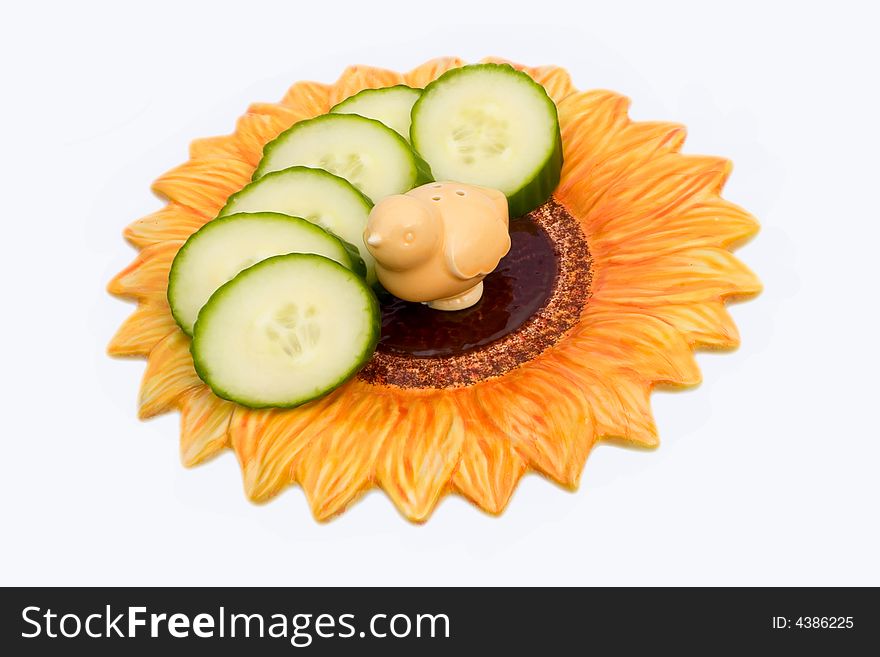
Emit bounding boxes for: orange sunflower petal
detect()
[568,308,702,387]
[123,203,210,248]
[596,246,762,306]
[138,331,201,419]
[108,300,177,357]
[246,102,305,129]
[328,65,406,106]
[404,57,465,88]
[188,134,242,160]
[231,85,331,166]
[375,393,464,522]
[545,347,659,446]
[586,371,659,446]
[294,383,398,520]
[513,367,597,486]
[107,240,182,301]
[594,198,760,258]
[233,113,284,166]
[278,81,332,116]
[179,386,234,467]
[557,91,686,222]
[585,154,731,244]
[451,434,526,515]
[450,389,527,514]
[151,157,253,217]
[590,298,741,350]
[527,66,577,104]
[561,120,687,210]
[479,56,576,104]
[229,387,348,502]
[472,372,595,488]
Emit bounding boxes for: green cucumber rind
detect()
[251,113,433,191]
[217,166,377,285]
[410,62,561,217]
[191,253,380,409]
[329,84,422,113]
[412,148,434,187]
[505,129,563,218]
[218,165,374,219]
[329,232,367,279]
[167,211,362,336]
[330,85,424,143]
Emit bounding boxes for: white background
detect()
[2,0,878,586]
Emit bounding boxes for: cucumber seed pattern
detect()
[452,107,510,164]
[265,302,321,362]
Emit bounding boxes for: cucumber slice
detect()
[219,166,377,283]
[410,63,563,217]
[168,212,364,336]
[192,254,379,409]
[252,113,431,202]
[330,85,422,141]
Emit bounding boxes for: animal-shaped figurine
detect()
[364,182,511,310]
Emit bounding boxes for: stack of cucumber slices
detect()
[412,64,563,218]
[168,63,563,409]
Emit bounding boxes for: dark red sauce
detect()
[376,216,558,357]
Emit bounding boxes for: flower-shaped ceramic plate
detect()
[109,57,761,522]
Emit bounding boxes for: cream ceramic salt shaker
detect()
[364,182,511,310]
